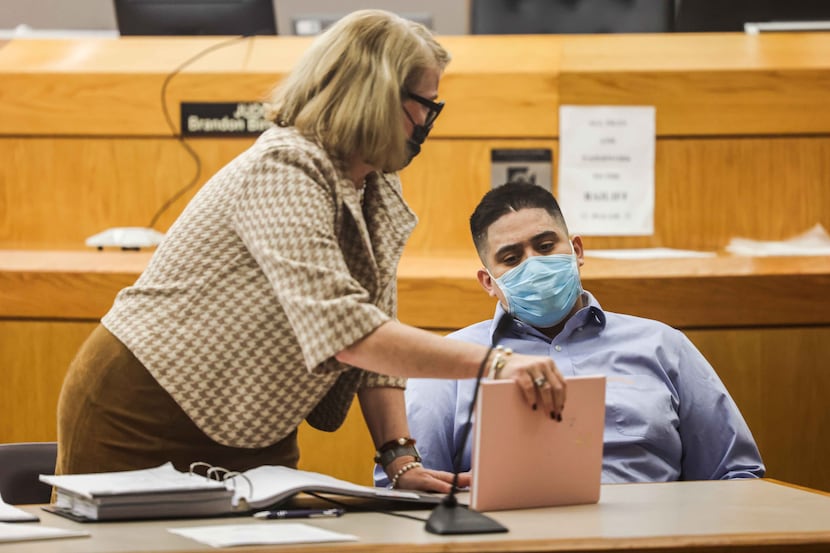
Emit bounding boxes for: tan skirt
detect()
[56,325,299,475]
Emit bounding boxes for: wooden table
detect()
[6,479,830,552]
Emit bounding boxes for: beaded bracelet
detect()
[390,461,423,489]
[487,345,513,379]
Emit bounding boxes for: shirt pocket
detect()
[606,375,678,440]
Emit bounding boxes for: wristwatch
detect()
[373,437,422,468]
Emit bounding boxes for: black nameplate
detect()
[180,102,271,137]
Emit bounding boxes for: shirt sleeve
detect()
[409,379,465,472]
[674,334,766,480]
[231,144,390,372]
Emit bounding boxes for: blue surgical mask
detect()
[493,243,582,328]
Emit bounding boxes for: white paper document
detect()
[726,224,830,256]
[558,106,656,236]
[40,462,227,499]
[0,522,89,544]
[586,248,717,260]
[169,522,358,548]
[0,494,39,522]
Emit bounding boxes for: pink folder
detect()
[470,375,606,512]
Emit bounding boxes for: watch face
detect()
[377,444,421,468]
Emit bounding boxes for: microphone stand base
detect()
[425,503,508,535]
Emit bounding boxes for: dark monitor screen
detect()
[114,0,277,36]
[471,0,674,35]
[675,0,830,32]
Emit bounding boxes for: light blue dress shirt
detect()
[374,291,764,487]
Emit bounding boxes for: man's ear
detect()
[572,235,585,268]
[477,268,498,298]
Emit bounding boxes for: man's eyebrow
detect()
[492,230,560,260]
[493,242,522,260]
[531,230,560,242]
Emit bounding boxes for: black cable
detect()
[147,34,251,229]
[305,492,429,523]
[442,344,493,506]
[443,312,512,505]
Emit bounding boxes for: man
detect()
[375,182,764,486]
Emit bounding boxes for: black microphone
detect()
[425,313,513,535]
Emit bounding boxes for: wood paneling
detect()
[0,137,561,251]
[0,37,297,136]
[5,34,830,138]
[3,136,828,252]
[559,33,830,136]
[0,320,95,442]
[297,406,374,486]
[400,139,559,255]
[0,35,561,138]
[687,327,830,492]
[661,137,830,249]
[0,138,253,247]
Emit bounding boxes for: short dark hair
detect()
[470,182,568,259]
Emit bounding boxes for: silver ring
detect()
[534,376,546,388]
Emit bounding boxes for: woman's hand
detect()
[498,352,566,419]
[391,465,471,493]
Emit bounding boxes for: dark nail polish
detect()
[557,413,563,422]
[532,403,537,410]
[550,411,556,420]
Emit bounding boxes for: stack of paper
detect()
[726,224,830,256]
[41,462,440,521]
[41,463,233,521]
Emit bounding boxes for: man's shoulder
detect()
[446,320,493,345]
[603,310,687,342]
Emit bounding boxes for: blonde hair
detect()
[267,10,450,172]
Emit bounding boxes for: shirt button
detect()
[554,345,562,352]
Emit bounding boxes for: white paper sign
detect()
[558,106,655,235]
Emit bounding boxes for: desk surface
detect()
[6,479,830,553]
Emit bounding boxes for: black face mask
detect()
[399,92,444,170]
[402,122,431,168]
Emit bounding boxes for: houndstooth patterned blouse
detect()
[103,125,416,448]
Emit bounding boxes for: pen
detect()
[253,508,345,520]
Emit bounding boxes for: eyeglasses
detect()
[406,91,445,128]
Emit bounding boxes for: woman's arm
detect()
[338,320,566,416]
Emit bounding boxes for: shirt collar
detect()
[488,291,607,344]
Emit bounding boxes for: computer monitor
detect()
[675,0,830,32]
[471,0,674,35]
[114,0,277,36]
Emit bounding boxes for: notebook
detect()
[470,375,606,512]
[40,462,441,522]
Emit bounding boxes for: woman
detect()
[57,9,565,493]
